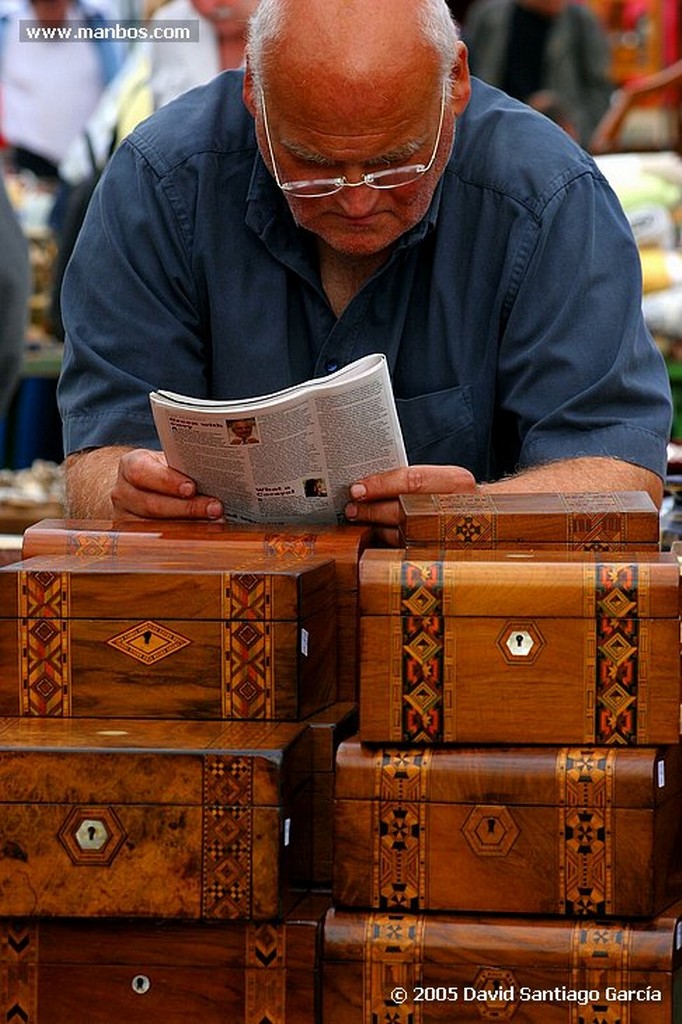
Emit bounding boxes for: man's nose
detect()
[336,178,381,216]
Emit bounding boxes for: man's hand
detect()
[343,456,664,546]
[65,447,224,520]
[345,464,477,545]
[111,449,224,519]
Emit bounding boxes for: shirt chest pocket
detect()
[395,384,477,468]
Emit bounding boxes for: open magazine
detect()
[150,353,407,524]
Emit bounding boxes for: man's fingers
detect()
[345,499,398,527]
[111,448,223,519]
[350,464,477,502]
[120,449,194,496]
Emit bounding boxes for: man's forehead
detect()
[265,0,439,85]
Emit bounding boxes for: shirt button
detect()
[325,358,339,373]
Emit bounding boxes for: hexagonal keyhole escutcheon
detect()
[496,621,545,665]
[471,968,519,1021]
[462,805,520,858]
[75,818,110,851]
[58,806,127,866]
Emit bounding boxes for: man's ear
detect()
[242,59,258,117]
[449,41,472,115]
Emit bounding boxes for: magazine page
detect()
[150,354,407,524]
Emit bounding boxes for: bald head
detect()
[247,0,460,95]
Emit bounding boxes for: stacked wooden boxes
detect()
[324,492,682,1022]
[0,521,369,1021]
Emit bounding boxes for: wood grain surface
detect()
[0,718,312,920]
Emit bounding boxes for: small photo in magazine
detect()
[303,477,328,498]
[226,417,261,445]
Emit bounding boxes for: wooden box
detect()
[0,893,329,1023]
[21,518,374,701]
[333,739,682,917]
[0,717,311,920]
[322,904,682,1023]
[0,553,336,721]
[398,491,660,551]
[308,702,359,887]
[359,550,681,745]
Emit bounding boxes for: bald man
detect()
[58,0,671,542]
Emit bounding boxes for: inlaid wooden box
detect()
[21,518,373,701]
[0,553,336,721]
[398,491,660,551]
[333,739,682,917]
[0,893,329,1023]
[308,702,359,887]
[322,904,682,1023]
[359,550,681,745]
[0,718,311,920]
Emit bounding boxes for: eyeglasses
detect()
[260,82,447,199]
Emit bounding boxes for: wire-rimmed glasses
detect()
[260,81,447,199]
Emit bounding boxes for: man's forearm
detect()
[481,457,664,508]
[65,447,134,518]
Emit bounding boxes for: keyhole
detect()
[487,818,497,834]
[88,825,97,842]
[515,634,524,648]
[143,630,152,645]
[131,974,151,995]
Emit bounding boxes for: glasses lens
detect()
[365,165,427,189]
[282,178,344,197]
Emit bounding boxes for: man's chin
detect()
[314,223,402,260]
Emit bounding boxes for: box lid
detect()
[21,519,373,575]
[359,550,679,618]
[0,554,335,621]
[323,904,682,972]
[334,738,681,808]
[398,491,660,547]
[0,717,311,806]
[1,890,330,966]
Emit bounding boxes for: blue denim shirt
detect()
[59,72,672,482]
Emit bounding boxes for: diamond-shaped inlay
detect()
[472,968,518,1021]
[404,630,442,664]
[234,679,262,703]
[33,571,60,589]
[233,622,262,649]
[600,683,636,716]
[402,585,440,616]
[496,621,545,665]
[30,620,60,643]
[235,573,261,592]
[599,631,636,667]
[34,675,58,700]
[58,806,127,865]
[598,587,636,618]
[462,805,520,857]
[106,620,191,664]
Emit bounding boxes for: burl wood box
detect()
[0,553,336,721]
[0,893,329,1023]
[0,718,311,920]
[308,702,359,887]
[333,739,682,917]
[322,904,682,1023]
[359,550,681,745]
[21,519,374,701]
[398,491,660,551]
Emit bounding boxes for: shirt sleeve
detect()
[57,135,207,455]
[495,167,672,481]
